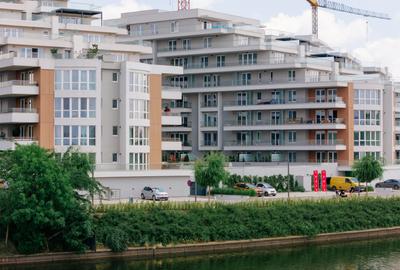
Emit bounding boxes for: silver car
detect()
[140,186,169,201]
[256,183,277,196]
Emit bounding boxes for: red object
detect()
[321,170,327,192]
[313,170,319,192]
[187,180,192,187]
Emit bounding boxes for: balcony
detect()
[0,108,38,124]
[161,112,182,126]
[200,140,219,151]
[224,118,346,131]
[0,137,37,150]
[162,138,182,151]
[223,97,346,111]
[162,86,182,100]
[224,139,346,151]
[0,80,39,97]
[0,52,42,71]
[182,76,348,94]
[183,58,333,74]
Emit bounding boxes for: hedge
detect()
[211,187,257,197]
[225,174,305,192]
[95,197,400,252]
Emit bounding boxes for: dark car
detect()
[375,179,400,190]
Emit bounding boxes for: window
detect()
[89,126,96,146]
[112,126,119,136]
[112,99,118,109]
[54,69,96,91]
[354,131,381,146]
[257,92,262,100]
[129,126,149,146]
[239,53,257,65]
[71,126,79,145]
[288,90,296,102]
[63,98,70,118]
[129,99,149,119]
[19,47,41,58]
[112,153,118,163]
[170,21,178,33]
[288,131,296,143]
[128,72,149,93]
[216,55,225,67]
[288,70,296,82]
[354,110,381,126]
[129,152,149,170]
[55,126,62,145]
[55,98,61,118]
[168,40,177,51]
[203,37,212,48]
[354,89,381,105]
[257,111,262,121]
[288,110,297,121]
[112,72,118,82]
[182,39,191,50]
[71,98,79,118]
[200,56,208,68]
[288,152,296,163]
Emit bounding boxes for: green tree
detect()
[194,152,228,200]
[59,148,103,200]
[0,145,94,254]
[352,155,383,195]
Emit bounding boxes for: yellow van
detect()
[330,176,359,192]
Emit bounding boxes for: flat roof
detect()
[54,8,102,16]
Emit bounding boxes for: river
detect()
[2,237,400,270]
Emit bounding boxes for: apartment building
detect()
[0,0,195,190]
[106,8,396,167]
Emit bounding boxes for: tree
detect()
[194,152,228,201]
[352,155,383,195]
[59,147,103,200]
[0,145,95,254]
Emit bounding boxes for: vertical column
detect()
[35,69,55,150]
[337,83,354,166]
[149,74,162,169]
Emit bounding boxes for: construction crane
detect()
[178,0,190,10]
[306,0,391,38]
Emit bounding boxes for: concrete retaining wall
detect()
[2,227,400,266]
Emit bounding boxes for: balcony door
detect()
[236,92,247,106]
[237,132,250,146]
[327,151,337,163]
[316,89,326,102]
[271,131,280,146]
[271,90,283,104]
[237,112,249,126]
[316,110,325,123]
[315,131,326,145]
[271,111,281,125]
[316,152,326,163]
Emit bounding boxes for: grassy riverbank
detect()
[94,197,400,252]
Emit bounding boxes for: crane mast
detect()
[306,0,391,38]
[178,0,190,10]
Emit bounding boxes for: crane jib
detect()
[316,0,391,20]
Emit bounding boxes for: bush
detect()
[95,197,400,248]
[211,187,256,197]
[224,174,304,192]
[103,227,129,252]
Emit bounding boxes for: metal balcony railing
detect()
[224,118,345,127]
[223,96,344,106]
[224,139,345,147]
[0,108,37,113]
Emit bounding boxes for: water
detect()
[3,237,400,270]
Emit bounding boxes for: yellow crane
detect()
[306,0,391,38]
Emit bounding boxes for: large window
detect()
[239,53,257,65]
[129,99,149,119]
[129,126,149,146]
[128,72,149,93]
[55,98,96,118]
[55,125,96,146]
[129,153,149,170]
[354,131,381,146]
[55,69,96,91]
[354,89,381,105]
[354,110,381,126]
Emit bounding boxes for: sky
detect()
[85,0,400,78]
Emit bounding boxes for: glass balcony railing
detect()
[224,118,345,127]
[224,139,345,147]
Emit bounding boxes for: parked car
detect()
[140,186,169,201]
[256,182,277,196]
[234,182,263,197]
[330,176,363,192]
[375,179,400,190]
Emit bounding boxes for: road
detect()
[94,188,400,205]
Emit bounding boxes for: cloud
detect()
[264,10,399,78]
[101,0,152,19]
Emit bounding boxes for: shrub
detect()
[94,197,400,248]
[211,187,256,197]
